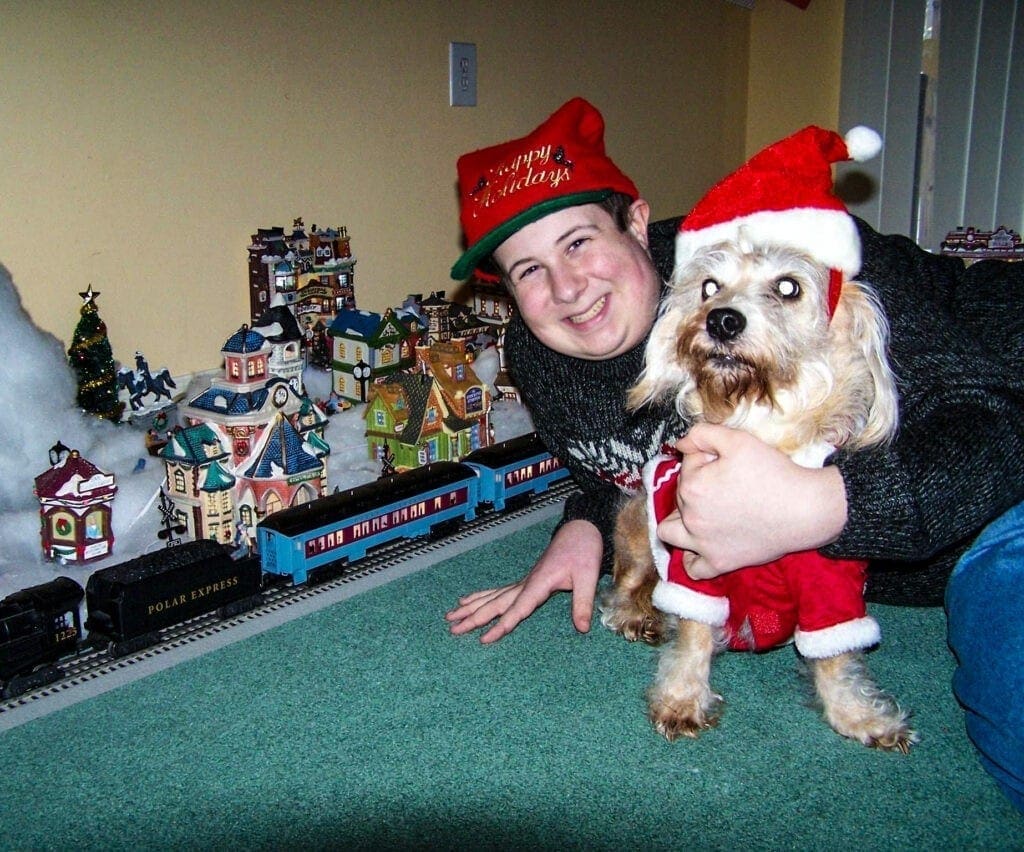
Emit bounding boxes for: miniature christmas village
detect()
[27,218,525,572]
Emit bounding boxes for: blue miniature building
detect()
[328,307,415,402]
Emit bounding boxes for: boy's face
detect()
[493,200,660,361]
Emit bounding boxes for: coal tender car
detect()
[85,539,263,657]
[0,576,84,698]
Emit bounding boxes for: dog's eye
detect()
[701,279,720,300]
[775,277,800,299]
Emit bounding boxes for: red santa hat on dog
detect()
[676,125,882,315]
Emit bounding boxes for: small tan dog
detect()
[601,126,917,752]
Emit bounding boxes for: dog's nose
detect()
[706,308,746,342]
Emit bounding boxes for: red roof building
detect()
[34,449,117,562]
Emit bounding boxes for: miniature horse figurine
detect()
[117,352,177,411]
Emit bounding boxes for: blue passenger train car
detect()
[258,461,479,585]
[463,432,570,512]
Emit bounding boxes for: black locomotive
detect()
[1,576,84,698]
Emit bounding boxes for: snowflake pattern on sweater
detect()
[504,308,687,571]
[565,427,675,494]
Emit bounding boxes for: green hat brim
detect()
[450,189,614,281]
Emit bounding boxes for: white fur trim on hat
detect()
[675,206,863,282]
[674,125,881,287]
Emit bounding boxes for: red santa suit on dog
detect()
[645,452,881,658]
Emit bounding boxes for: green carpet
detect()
[0,516,1020,850]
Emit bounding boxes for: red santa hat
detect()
[676,125,882,316]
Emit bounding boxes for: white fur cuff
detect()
[651,579,730,625]
[794,616,881,659]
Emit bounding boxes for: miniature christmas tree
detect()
[67,284,123,422]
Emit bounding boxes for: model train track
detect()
[0,480,576,717]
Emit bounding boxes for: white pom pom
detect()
[845,126,882,162]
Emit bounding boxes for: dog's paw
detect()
[811,652,918,754]
[870,724,919,755]
[601,607,669,645]
[831,709,919,754]
[599,590,669,646]
[647,688,723,742]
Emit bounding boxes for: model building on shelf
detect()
[167,323,330,544]
[247,217,356,333]
[940,226,1023,263]
[364,339,493,471]
[327,307,416,403]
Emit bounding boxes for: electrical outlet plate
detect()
[449,42,477,107]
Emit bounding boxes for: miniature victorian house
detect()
[234,412,327,518]
[34,445,117,562]
[364,340,492,471]
[174,323,330,539]
[416,290,498,349]
[328,307,415,402]
[159,423,236,544]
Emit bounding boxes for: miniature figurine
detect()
[232,520,255,558]
[116,351,177,413]
[145,427,170,456]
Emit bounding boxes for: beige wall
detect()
[1,0,839,375]
[747,0,844,154]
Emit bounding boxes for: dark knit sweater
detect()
[505,216,1024,606]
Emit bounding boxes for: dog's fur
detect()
[601,236,917,752]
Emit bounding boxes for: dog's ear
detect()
[628,303,695,411]
[834,282,899,448]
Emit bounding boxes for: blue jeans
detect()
[946,502,1024,813]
